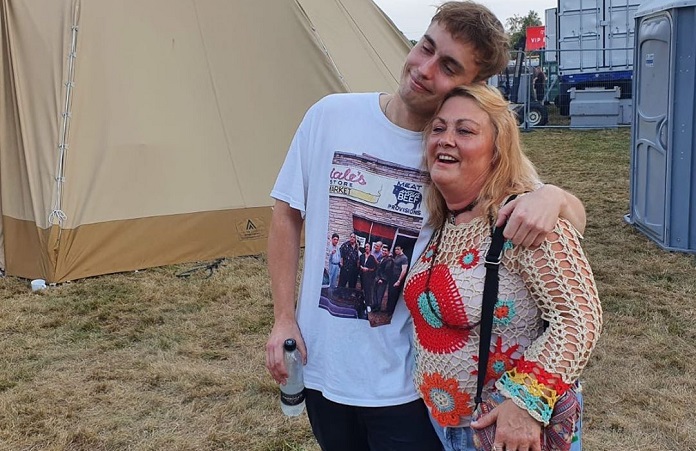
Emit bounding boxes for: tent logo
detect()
[237,218,266,240]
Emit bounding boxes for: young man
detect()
[326,233,341,288]
[385,245,408,316]
[265,2,586,450]
[338,233,360,288]
[373,245,394,313]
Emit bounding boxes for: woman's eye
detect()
[431,126,445,133]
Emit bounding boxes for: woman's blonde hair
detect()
[424,83,540,227]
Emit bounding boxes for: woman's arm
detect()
[499,218,602,423]
[473,219,601,450]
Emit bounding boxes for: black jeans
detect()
[305,389,442,451]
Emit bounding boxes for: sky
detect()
[372,0,557,41]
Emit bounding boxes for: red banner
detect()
[526,26,546,51]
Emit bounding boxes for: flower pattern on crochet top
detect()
[458,248,480,270]
[421,244,437,263]
[404,264,474,353]
[493,299,516,327]
[472,336,519,385]
[420,372,473,427]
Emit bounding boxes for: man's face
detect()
[394,246,402,256]
[332,237,339,246]
[349,234,356,244]
[381,247,389,257]
[398,21,482,117]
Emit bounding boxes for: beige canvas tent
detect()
[0,0,410,282]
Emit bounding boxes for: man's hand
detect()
[265,200,304,385]
[496,185,586,247]
[265,319,306,385]
[471,399,543,451]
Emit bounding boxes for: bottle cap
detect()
[283,338,297,352]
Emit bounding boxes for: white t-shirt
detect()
[271,92,434,407]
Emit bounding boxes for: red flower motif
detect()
[404,265,473,353]
[458,249,480,269]
[472,336,519,385]
[420,372,473,427]
[421,244,438,263]
[495,305,509,319]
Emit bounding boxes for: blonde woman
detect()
[403,84,602,451]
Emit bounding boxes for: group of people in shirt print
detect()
[326,231,409,317]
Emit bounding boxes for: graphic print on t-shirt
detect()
[321,151,428,327]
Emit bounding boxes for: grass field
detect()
[2,128,696,451]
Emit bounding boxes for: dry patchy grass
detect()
[524,128,696,450]
[0,258,317,451]
[1,128,695,450]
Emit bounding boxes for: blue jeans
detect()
[570,387,583,451]
[429,388,584,451]
[328,263,340,288]
[429,416,476,451]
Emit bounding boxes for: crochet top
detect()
[403,215,602,427]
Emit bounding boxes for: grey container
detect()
[626,0,696,252]
[569,86,621,128]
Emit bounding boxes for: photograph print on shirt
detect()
[321,151,427,327]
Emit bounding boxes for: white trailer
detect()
[546,0,640,114]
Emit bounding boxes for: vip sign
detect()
[526,26,545,51]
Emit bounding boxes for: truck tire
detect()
[526,103,548,126]
[512,103,548,127]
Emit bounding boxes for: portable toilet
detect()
[626,0,696,252]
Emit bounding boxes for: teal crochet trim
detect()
[497,372,553,424]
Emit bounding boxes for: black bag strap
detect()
[475,194,517,407]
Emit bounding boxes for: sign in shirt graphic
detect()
[321,151,428,327]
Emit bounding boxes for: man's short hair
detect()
[431,1,509,82]
[331,233,339,239]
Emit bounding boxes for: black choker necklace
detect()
[449,200,478,217]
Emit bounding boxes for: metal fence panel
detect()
[489,48,633,129]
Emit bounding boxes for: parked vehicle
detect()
[493,51,549,127]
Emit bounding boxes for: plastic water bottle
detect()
[280,338,305,416]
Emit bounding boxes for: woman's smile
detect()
[426,95,495,205]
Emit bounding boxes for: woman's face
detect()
[425,95,495,198]
[365,243,371,254]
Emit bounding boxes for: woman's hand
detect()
[471,399,543,451]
